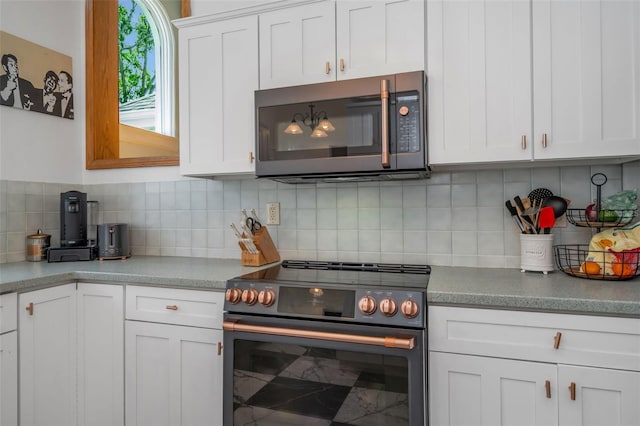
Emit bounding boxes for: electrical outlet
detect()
[266,202,280,225]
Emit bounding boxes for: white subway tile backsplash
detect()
[1,161,639,265]
[316,208,337,230]
[426,184,450,207]
[358,208,380,230]
[336,186,358,208]
[317,230,338,251]
[358,187,380,208]
[296,209,317,229]
[451,184,477,207]
[402,185,427,207]
[380,208,403,230]
[337,208,358,229]
[452,231,478,255]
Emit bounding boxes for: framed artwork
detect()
[0,31,74,119]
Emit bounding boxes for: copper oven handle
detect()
[223,321,415,350]
[380,79,390,168]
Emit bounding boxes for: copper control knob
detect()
[241,288,259,306]
[358,295,377,315]
[379,297,398,317]
[225,288,243,304]
[400,299,419,319]
[258,289,276,307]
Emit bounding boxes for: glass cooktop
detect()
[234,260,430,290]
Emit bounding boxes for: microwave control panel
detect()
[396,93,421,153]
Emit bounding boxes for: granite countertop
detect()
[428,266,640,318]
[0,256,269,293]
[1,256,639,318]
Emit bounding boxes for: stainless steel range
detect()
[223,260,429,426]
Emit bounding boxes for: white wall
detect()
[0,0,84,184]
[0,0,184,185]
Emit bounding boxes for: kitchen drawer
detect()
[428,306,640,371]
[0,293,17,334]
[126,286,223,329]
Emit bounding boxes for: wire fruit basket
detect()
[566,208,637,228]
[554,244,640,281]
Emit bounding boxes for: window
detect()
[86,0,188,169]
[118,0,175,137]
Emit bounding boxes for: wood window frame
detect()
[85,0,189,169]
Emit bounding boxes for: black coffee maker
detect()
[60,190,87,247]
[47,191,95,262]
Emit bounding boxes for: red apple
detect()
[586,204,597,221]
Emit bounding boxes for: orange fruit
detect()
[581,261,601,275]
[611,262,634,278]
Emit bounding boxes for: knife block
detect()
[240,226,280,266]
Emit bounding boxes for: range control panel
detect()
[224,280,425,328]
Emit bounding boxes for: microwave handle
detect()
[381,79,390,168]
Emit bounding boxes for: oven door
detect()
[223,314,425,426]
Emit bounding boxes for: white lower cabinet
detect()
[77,283,125,426]
[1,291,18,426]
[124,286,224,426]
[19,283,124,426]
[429,306,640,426]
[429,352,558,426]
[0,331,17,426]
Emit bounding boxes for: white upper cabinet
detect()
[259,2,336,89]
[177,15,259,176]
[259,0,425,89]
[335,0,424,80]
[427,0,534,165]
[428,0,640,166]
[532,0,640,160]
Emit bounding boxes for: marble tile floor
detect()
[232,342,409,426]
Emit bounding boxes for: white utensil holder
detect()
[520,233,554,274]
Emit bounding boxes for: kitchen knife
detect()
[505,200,525,233]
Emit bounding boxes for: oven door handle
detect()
[223,321,416,350]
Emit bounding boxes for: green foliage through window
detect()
[118,0,155,105]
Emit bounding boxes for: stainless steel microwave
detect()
[254,71,429,183]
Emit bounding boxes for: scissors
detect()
[242,209,262,234]
[246,217,262,234]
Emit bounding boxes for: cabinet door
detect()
[0,331,17,426]
[559,365,640,426]
[533,0,640,160]
[19,284,77,426]
[336,0,424,80]
[77,283,124,426]
[125,321,223,426]
[429,352,558,426]
[178,16,259,176]
[427,0,533,165]
[259,1,335,89]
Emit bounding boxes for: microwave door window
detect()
[258,97,383,162]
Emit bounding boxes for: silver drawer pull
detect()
[166,305,178,311]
